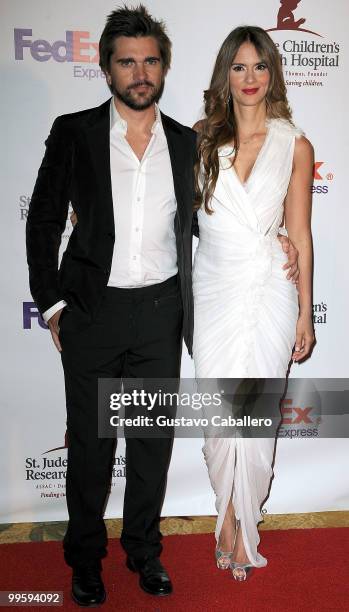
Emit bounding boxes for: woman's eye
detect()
[256,63,268,71]
[232,65,244,72]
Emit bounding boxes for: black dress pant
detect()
[60,275,183,567]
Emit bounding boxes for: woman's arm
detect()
[284,135,315,361]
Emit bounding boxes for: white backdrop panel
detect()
[1,0,348,523]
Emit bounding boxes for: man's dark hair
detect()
[99,4,172,73]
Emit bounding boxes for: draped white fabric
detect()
[193,119,302,565]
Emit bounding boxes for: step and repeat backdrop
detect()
[1,0,348,523]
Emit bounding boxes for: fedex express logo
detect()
[14,28,99,63]
[312,161,334,195]
[278,398,321,438]
[280,399,316,425]
[313,162,333,181]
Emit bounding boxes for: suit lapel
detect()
[84,99,115,232]
[161,112,189,230]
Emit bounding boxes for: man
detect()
[26,5,298,607]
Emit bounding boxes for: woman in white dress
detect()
[193,26,314,580]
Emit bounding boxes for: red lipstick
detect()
[242,88,259,95]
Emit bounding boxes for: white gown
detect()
[193,118,302,567]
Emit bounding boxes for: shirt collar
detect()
[110,98,162,136]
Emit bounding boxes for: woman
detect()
[193,26,314,580]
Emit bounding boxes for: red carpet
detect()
[0,529,348,611]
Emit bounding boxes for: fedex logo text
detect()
[14,29,99,63]
[314,162,324,180]
[280,399,315,425]
[23,302,48,329]
[312,161,333,194]
[313,161,334,181]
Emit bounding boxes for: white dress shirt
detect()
[108,99,177,287]
[43,99,177,322]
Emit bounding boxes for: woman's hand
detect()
[292,314,315,362]
[278,234,299,284]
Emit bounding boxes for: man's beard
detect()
[109,78,164,111]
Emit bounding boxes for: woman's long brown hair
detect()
[194,26,293,213]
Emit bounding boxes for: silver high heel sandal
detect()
[230,519,254,581]
[215,515,238,570]
[215,548,233,570]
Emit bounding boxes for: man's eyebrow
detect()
[116,57,135,63]
[115,56,161,63]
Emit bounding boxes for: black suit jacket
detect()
[26,99,197,354]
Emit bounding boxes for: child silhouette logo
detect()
[267,0,322,37]
[278,0,306,30]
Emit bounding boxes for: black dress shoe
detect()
[126,556,172,596]
[72,562,106,607]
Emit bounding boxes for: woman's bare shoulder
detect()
[294,135,314,163]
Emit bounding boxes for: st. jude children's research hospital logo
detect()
[267,0,322,36]
[25,433,125,501]
[266,0,340,88]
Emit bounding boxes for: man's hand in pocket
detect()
[48,308,65,352]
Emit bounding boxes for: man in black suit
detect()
[27,4,298,607]
[27,5,196,605]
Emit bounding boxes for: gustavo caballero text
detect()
[110,415,273,428]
